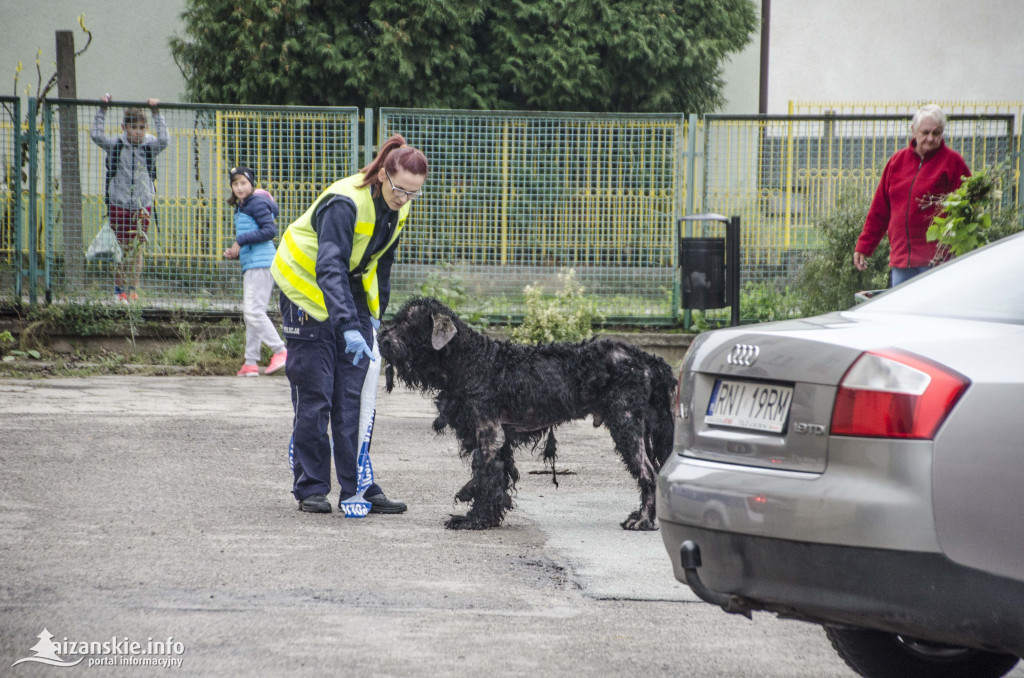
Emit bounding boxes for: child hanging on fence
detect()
[223,166,287,377]
[90,94,168,302]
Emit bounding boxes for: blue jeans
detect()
[891,266,929,287]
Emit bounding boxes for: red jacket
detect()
[856,139,970,268]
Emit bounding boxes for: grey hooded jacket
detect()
[90,107,169,210]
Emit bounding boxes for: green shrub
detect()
[510,269,604,344]
[419,262,491,330]
[797,189,890,316]
[689,281,805,330]
[739,281,804,323]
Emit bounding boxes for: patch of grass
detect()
[156,319,252,374]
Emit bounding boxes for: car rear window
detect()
[852,233,1024,325]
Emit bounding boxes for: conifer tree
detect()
[170,0,757,113]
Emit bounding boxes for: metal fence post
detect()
[43,103,54,303]
[680,112,701,328]
[363,107,374,169]
[7,97,24,302]
[26,98,38,306]
[728,215,741,327]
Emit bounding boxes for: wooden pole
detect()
[56,29,85,291]
[758,0,771,115]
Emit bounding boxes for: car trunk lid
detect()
[680,324,865,473]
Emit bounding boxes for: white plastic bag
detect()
[86,221,122,263]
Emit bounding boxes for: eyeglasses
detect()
[384,169,423,201]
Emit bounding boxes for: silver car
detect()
[659,232,1024,678]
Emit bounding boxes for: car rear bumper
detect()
[659,519,1024,658]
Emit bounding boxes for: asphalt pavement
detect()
[0,374,898,677]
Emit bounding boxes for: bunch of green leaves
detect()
[510,269,604,344]
[926,167,1006,258]
[0,329,41,362]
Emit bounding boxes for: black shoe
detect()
[298,494,332,513]
[367,493,407,514]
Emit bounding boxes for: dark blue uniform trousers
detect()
[280,295,382,502]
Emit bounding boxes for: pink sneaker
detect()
[265,350,287,375]
[236,364,260,377]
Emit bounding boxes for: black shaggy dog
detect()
[378,296,676,531]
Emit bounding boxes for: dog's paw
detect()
[453,485,512,509]
[445,514,492,530]
[620,512,658,531]
[431,415,448,434]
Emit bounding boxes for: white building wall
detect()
[720,0,1024,114]
[3,0,1022,114]
[1,0,188,105]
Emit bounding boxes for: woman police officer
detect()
[272,135,428,514]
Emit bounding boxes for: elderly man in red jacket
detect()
[853,105,970,286]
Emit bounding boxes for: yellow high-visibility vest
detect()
[271,173,410,320]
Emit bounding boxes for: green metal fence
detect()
[699,114,1016,288]
[33,99,360,308]
[3,101,1020,325]
[378,109,690,321]
[1,96,21,304]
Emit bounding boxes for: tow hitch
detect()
[680,540,753,619]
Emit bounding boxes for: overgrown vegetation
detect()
[418,263,491,331]
[0,305,255,376]
[0,330,39,362]
[19,301,144,348]
[689,281,805,331]
[156,319,252,373]
[510,269,604,344]
[796,189,891,316]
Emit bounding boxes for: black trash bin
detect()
[680,237,726,310]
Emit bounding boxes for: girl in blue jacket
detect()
[223,166,287,376]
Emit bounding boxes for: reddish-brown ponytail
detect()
[358,134,429,194]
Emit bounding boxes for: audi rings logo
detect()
[727,344,760,366]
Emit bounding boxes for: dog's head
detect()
[379,296,463,393]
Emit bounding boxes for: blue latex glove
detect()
[343,329,373,366]
[369,316,380,331]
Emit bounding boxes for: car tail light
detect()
[831,349,969,439]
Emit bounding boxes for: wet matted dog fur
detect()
[378,296,675,531]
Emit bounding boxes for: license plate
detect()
[705,379,793,433]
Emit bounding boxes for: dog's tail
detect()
[646,359,677,467]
